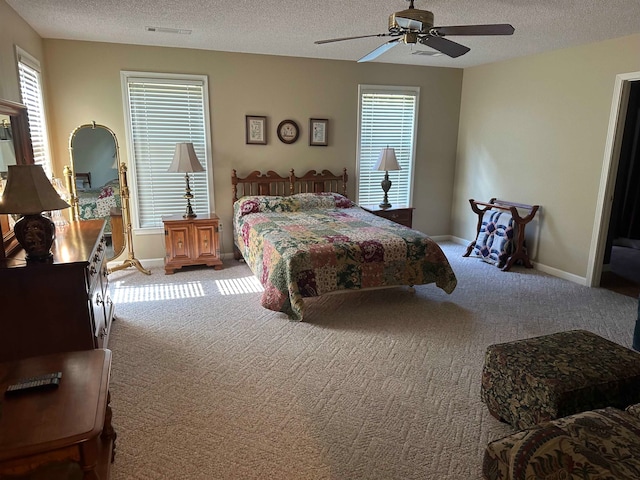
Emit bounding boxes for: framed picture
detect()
[245,115,267,145]
[309,118,328,146]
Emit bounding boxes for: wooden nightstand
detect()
[360,204,414,228]
[162,213,223,274]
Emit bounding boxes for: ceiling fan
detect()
[314,0,514,62]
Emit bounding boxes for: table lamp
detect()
[374,147,401,209]
[0,164,70,261]
[167,143,205,218]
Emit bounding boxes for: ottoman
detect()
[481,329,640,430]
[482,404,640,480]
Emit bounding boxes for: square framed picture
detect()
[309,118,328,146]
[246,115,267,145]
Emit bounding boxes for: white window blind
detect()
[123,74,210,229]
[357,86,419,206]
[17,48,52,178]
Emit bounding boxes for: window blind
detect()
[17,50,51,178]
[357,88,418,206]
[124,77,210,229]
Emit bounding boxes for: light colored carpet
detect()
[107,242,638,480]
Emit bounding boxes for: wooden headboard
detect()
[232,168,348,203]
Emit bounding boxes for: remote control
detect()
[4,372,62,396]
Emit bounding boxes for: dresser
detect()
[0,219,114,362]
[360,204,415,228]
[163,213,223,274]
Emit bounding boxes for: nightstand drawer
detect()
[360,205,414,228]
[376,209,412,227]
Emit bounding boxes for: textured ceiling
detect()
[6,0,640,68]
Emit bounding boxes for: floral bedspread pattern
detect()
[234,193,457,320]
[77,178,121,233]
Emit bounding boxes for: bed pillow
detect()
[235,193,354,218]
[293,192,354,210]
[235,195,300,217]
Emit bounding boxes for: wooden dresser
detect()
[163,213,223,274]
[0,220,114,362]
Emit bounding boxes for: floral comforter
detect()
[77,178,121,233]
[233,193,457,320]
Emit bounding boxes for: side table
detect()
[0,349,116,479]
[163,213,223,274]
[360,204,414,228]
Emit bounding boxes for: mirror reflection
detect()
[0,115,17,180]
[68,124,123,261]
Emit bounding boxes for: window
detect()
[121,72,212,230]
[17,47,52,178]
[356,85,419,206]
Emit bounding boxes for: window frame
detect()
[356,84,420,207]
[120,71,214,234]
[16,46,52,178]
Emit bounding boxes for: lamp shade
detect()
[0,164,70,215]
[167,143,204,173]
[374,147,401,171]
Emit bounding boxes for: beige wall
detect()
[0,0,43,102]
[42,39,463,260]
[453,33,640,280]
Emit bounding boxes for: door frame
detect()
[587,71,640,287]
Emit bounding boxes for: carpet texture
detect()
[107,242,638,480]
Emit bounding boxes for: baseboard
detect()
[533,263,588,286]
[439,235,588,286]
[108,254,239,272]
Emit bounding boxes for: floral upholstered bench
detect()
[482,404,640,480]
[481,329,640,430]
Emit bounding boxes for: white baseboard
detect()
[533,263,588,286]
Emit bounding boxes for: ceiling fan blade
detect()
[315,33,392,45]
[430,24,515,36]
[418,36,470,58]
[357,38,402,63]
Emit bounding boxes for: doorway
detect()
[590,73,640,298]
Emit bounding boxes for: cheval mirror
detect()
[0,98,34,261]
[66,122,150,275]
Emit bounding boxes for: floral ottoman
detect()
[482,404,640,480]
[481,329,640,430]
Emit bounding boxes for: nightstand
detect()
[162,213,223,274]
[360,204,414,228]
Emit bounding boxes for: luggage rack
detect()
[463,198,540,271]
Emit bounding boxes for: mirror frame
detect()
[0,98,34,261]
[66,122,126,262]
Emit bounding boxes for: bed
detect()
[76,178,121,233]
[232,168,458,321]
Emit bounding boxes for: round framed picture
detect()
[277,119,299,144]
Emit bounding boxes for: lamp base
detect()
[379,171,393,210]
[183,173,197,218]
[13,214,56,262]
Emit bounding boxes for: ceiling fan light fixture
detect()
[412,50,443,57]
[390,10,434,33]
